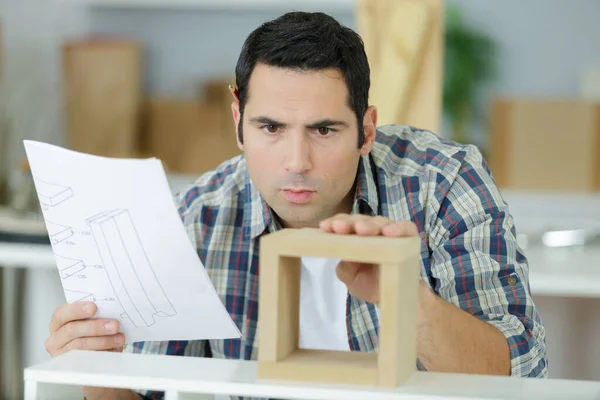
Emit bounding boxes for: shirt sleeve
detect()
[428,144,547,377]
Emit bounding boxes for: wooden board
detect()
[403,0,443,133]
[63,39,142,158]
[356,0,443,132]
[203,77,237,138]
[143,98,241,174]
[489,98,600,192]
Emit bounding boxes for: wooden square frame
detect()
[257,228,421,387]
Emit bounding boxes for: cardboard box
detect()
[489,98,600,192]
[203,78,236,138]
[143,98,241,174]
[63,39,142,158]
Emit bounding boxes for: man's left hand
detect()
[319,214,419,305]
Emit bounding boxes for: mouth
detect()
[281,189,316,204]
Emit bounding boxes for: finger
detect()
[320,214,356,234]
[49,302,97,333]
[336,261,360,286]
[332,214,376,234]
[319,213,354,232]
[381,221,419,237]
[353,216,393,236]
[62,333,126,354]
[50,319,120,352]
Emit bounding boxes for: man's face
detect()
[233,64,375,229]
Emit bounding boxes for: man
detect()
[44,11,547,400]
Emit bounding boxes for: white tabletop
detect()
[24,350,600,400]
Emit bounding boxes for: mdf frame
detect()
[257,228,421,387]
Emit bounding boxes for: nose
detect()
[285,132,312,174]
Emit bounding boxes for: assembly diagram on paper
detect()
[87,209,177,328]
[24,138,242,342]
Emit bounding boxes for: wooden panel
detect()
[257,247,279,363]
[490,98,600,192]
[263,228,421,264]
[258,350,378,386]
[356,0,442,131]
[508,99,597,191]
[378,257,419,387]
[203,78,236,138]
[63,39,142,158]
[277,256,301,361]
[258,245,301,364]
[143,99,240,174]
[403,0,444,133]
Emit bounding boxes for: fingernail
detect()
[105,322,116,334]
[82,304,91,315]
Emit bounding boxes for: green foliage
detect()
[443,5,497,144]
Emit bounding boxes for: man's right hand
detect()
[45,301,125,357]
[46,303,141,399]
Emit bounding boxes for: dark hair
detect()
[234,11,370,148]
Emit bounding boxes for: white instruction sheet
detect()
[24,140,241,343]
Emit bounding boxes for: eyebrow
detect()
[248,116,349,129]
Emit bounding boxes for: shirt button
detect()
[507,277,517,286]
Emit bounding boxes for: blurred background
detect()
[0,0,599,399]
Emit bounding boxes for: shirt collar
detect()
[243,167,277,239]
[243,154,379,239]
[353,153,379,217]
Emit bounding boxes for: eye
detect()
[317,127,331,136]
[261,125,279,134]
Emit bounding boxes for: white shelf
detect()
[57,0,355,12]
[528,245,600,298]
[0,243,55,270]
[24,350,600,400]
[2,236,600,298]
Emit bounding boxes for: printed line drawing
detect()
[46,221,74,244]
[65,289,94,303]
[54,254,85,279]
[33,178,74,209]
[87,209,176,327]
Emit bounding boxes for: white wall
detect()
[0,0,91,177]
[447,0,600,98]
[86,7,355,97]
[4,1,598,153]
[444,0,600,146]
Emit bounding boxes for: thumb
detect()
[336,261,360,287]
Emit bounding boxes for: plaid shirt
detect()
[125,125,547,399]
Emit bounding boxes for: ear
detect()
[359,105,377,156]
[231,99,244,151]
